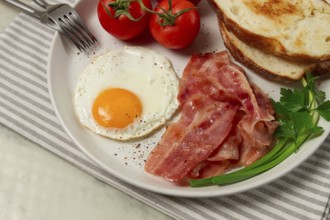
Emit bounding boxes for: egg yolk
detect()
[92,88,142,128]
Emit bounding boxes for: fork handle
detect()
[2,0,42,18]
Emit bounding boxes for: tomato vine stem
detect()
[137,0,195,27]
[103,0,144,21]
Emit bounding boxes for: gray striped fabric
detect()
[1,6,330,220]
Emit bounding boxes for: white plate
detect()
[47,0,330,197]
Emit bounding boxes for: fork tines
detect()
[58,13,97,52]
[47,4,97,52]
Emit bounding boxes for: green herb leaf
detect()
[279,88,306,112]
[316,100,330,121]
[271,99,289,116]
[275,119,294,140]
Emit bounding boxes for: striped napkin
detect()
[1,2,330,219]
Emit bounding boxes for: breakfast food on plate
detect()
[97,0,152,40]
[208,0,330,63]
[74,46,179,140]
[207,0,330,81]
[219,22,330,82]
[145,51,279,182]
[97,0,201,49]
[149,0,201,49]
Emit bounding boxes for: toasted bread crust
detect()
[219,23,301,82]
[220,21,330,82]
[208,0,330,63]
[313,60,330,76]
[219,21,323,82]
[243,0,301,17]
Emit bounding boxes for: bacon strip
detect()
[145,51,278,181]
[145,96,238,181]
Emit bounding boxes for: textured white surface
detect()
[0,3,172,220]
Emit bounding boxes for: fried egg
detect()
[74,46,179,140]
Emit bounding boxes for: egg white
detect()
[74,46,179,140]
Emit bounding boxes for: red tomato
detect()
[97,0,152,40]
[149,0,200,49]
[156,0,201,5]
[188,0,201,5]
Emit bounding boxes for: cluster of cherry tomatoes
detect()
[97,0,201,49]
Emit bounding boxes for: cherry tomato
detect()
[156,0,201,5]
[97,0,152,40]
[188,0,201,5]
[149,0,200,49]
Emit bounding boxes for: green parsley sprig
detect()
[189,73,330,187]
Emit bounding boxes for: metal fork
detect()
[2,0,97,52]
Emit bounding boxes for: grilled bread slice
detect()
[208,0,330,63]
[220,22,330,82]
